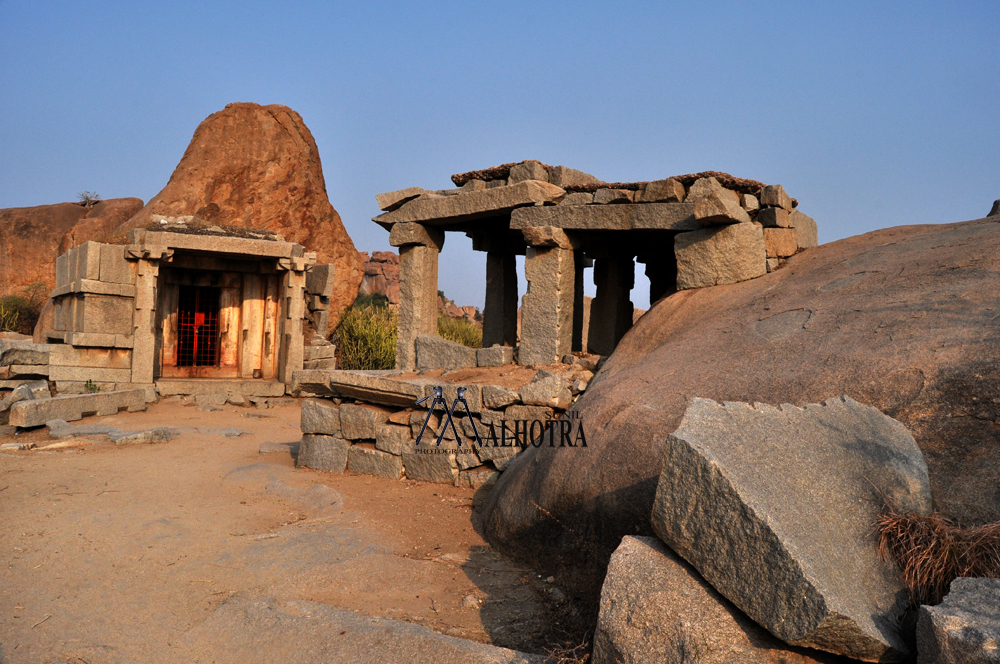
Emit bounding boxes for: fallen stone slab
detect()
[0,340,51,367]
[297,434,349,472]
[918,577,1000,664]
[175,592,543,663]
[46,419,123,439]
[594,536,853,664]
[0,380,50,422]
[109,427,179,445]
[651,396,932,662]
[376,179,565,225]
[415,334,477,371]
[0,442,35,451]
[9,389,147,428]
[291,369,424,407]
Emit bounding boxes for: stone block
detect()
[741,193,759,212]
[461,179,486,192]
[300,399,341,435]
[64,332,133,348]
[507,161,549,184]
[75,241,102,281]
[48,366,133,383]
[519,247,575,366]
[155,379,286,397]
[512,201,698,231]
[388,222,445,249]
[49,345,131,369]
[455,468,499,489]
[375,422,412,455]
[414,334,477,371]
[377,180,565,225]
[55,252,69,287]
[0,340,51,367]
[455,446,481,470]
[686,177,739,203]
[419,383,483,415]
[305,263,335,297]
[758,206,791,227]
[764,227,798,258]
[9,389,147,428]
[918,577,1000,664]
[651,396,932,661]
[347,445,403,479]
[7,365,48,378]
[476,345,514,367]
[760,183,794,210]
[303,357,337,370]
[693,194,752,226]
[557,192,594,206]
[593,536,839,664]
[296,434,349,472]
[195,393,229,406]
[340,403,392,440]
[74,294,133,335]
[482,385,520,409]
[403,451,459,484]
[476,443,522,471]
[520,226,578,250]
[674,223,767,290]
[0,380,50,423]
[410,410,440,439]
[99,244,136,284]
[593,188,633,205]
[520,371,573,410]
[638,178,685,203]
[139,230,295,258]
[504,404,555,424]
[375,186,427,212]
[547,165,600,187]
[766,257,782,273]
[790,209,819,249]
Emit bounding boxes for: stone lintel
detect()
[389,222,446,249]
[135,231,297,258]
[520,226,580,250]
[376,180,566,226]
[511,201,698,231]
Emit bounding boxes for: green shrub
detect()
[354,293,389,309]
[336,304,398,370]
[0,282,48,335]
[437,314,482,349]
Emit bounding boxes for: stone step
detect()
[155,379,287,397]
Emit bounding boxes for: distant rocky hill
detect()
[109,102,364,329]
[0,197,143,295]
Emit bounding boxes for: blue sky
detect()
[2,1,997,309]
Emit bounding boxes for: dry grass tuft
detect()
[876,502,1000,605]
[543,638,591,664]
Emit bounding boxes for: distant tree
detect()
[78,191,101,208]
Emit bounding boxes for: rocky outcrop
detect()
[0,198,142,295]
[110,102,364,328]
[358,250,400,304]
[651,396,931,661]
[480,215,1000,606]
[918,578,1000,664]
[594,536,853,664]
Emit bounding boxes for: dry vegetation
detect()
[0,282,48,335]
[876,502,1000,605]
[335,295,398,370]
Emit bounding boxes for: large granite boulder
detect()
[594,536,853,664]
[918,578,1000,664]
[0,197,142,296]
[109,102,364,329]
[651,396,931,661]
[480,216,1000,607]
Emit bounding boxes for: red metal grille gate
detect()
[176,286,220,367]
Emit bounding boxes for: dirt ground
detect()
[0,400,586,663]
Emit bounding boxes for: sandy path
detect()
[0,400,577,663]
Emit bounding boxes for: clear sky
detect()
[2,1,997,309]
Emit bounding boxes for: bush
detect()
[437,314,482,348]
[335,303,397,370]
[876,502,1000,605]
[0,283,48,335]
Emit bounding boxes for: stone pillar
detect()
[643,253,677,305]
[131,256,159,385]
[278,255,310,385]
[482,251,518,348]
[519,245,576,366]
[588,255,635,356]
[390,222,445,371]
[572,251,590,352]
